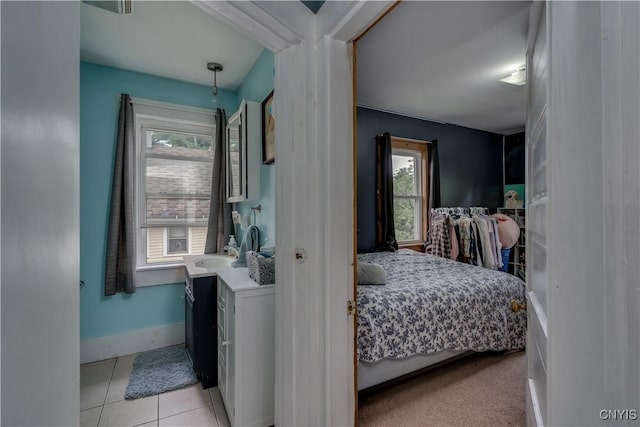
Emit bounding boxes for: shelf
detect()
[498,208,525,280]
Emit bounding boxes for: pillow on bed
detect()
[357,262,386,285]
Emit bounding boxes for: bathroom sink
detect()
[183,254,234,278]
[195,258,230,269]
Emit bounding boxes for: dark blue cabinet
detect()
[185,274,218,389]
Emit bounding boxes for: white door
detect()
[1,2,80,425]
[527,2,640,426]
[525,2,548,426]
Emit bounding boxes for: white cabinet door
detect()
[217,280,235,423]
[217,269,275,427]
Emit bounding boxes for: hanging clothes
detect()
[426,213,450,259]
[428,208,502,271]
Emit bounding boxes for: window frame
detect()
[391,137,430,251]
[131,98,216,286]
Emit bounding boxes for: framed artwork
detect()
[261,90,275,164]
[504,184,525,208]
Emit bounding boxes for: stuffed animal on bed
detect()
[491,213,520,249]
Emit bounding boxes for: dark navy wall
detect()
[357,107,504,252]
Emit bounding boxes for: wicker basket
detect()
[246,251,275,285]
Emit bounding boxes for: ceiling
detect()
[81,1,266,89]
[356,1,531,135]
[81,1,528,133]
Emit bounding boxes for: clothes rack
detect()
[427,207,502,270]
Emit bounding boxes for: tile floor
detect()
[80,352,230,427]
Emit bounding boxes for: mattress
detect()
[357,249,526,363]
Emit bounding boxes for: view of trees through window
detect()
[393,154,419,242]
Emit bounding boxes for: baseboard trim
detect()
[80,323,185,364]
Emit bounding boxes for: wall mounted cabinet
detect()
[226,100,261,203]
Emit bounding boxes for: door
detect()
[525,2,548,426]
[217,282,230,410]
[1,2,80,425]
[185,283,197,370]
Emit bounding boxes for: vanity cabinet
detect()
[184,273,218,389]
[226,100,261,203]
[217,268,275,427]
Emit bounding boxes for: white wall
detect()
[1,2,80,425]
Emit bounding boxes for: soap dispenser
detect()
[228,235,238,250]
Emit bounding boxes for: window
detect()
[166,226,189,255]
[391,137,429,246]
[134,99,215,270]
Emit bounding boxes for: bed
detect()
[357,249,526,390]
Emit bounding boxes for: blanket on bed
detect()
[357,250,526,363]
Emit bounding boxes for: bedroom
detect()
[353,1,530,424]
[2,1,639,426]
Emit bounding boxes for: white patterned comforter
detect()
[357,250,526,363]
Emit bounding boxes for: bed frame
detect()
[358,350,471,390]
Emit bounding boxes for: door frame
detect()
[193,1,394,425]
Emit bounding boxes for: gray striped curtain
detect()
[105,94,136,295]
[205,109,233,253]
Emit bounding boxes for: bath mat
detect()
[125,346,197,399]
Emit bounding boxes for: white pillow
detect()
[357,262,386,285]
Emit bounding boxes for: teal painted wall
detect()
[80,62,237,340]
[235,49,275,247]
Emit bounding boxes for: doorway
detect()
[352,2,530,425]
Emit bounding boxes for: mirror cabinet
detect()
[226,100,261,203]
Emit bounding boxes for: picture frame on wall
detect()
[261,90,275,164]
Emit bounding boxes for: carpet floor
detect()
[358,350,526,427]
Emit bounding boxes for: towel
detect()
[232,225,260,268]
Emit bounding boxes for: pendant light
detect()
[207,62,223,103]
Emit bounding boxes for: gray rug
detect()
[125,346,198,399]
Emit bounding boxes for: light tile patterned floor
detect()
[80,351,230,427]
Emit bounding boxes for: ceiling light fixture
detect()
[499,66,526,86]
[83,0,133,15]
[207,62,223,103]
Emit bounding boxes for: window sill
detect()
[398,242,425,253]
[135,264,186,287]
